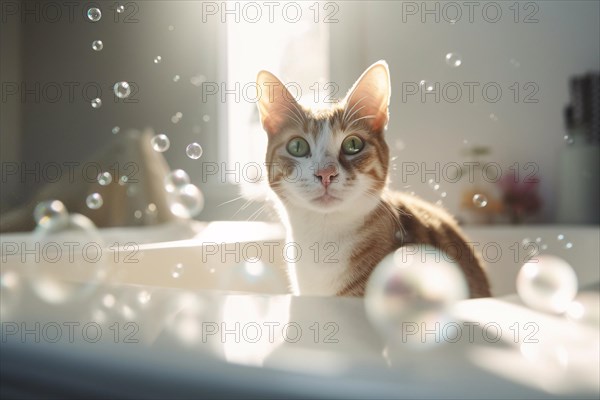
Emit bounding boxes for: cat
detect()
[255,60,491,298]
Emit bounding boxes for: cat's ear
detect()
[343,60,391,133]
[256,70,303,136]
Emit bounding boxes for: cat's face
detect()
[257,61,391,214]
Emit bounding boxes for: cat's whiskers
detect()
[341,95,368,126]
[347,115,377,130]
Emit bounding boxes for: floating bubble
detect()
[113,81,131,99]
[419,80,434,92]
[566,293,600,326]
[164,169,190,193]
[440,192,447,198]
[202,114,210,122]
[168,184,204,218]
[91,98,102,109]
[138,290,152,304]
[134,210,142,219]
[564,135,574,145]
[472,194,488,208]
[489,113,499,122]
[87,7,101,22]
[433,184,440,191]
[119,175,129,185]
[173,75,180,82]
[444,52,462,67]
[92,40,103,51]
[34,200,69,229]
[97,172,112,186]
[557,234,565,241]
[168,25,175,31]
[116,4,125,13]
[190,74,206,87]
[517,255,578,314]
[172,263,184,279]
[29,213,107,304]
[86,193,103,209]
[565,242,573,250]
[186,142,203,160]
[112,126,120,134]
[171,114,181,124]
[364,245,468,349]
[151,134,170,152]
[154,56,162,64]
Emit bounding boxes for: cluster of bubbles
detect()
[154,56,162,64]
[91,98,102,109]
[444,52,462,67]
[171,112,183,124]
[164,170,204,218]
[364,245,468,350]
[27,200,108,305]
[427,179,447,206]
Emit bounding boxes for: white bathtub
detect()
[1,222,598,398]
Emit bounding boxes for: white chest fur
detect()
[284,210,363,295]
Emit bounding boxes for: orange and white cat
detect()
[256,61,491,298]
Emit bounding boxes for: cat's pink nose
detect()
[314,166,338,188]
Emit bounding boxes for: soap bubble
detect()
[168,184,204,218]
[419,80,434,92]
[517,255,578,314]
[97,172,112,186]
[116,4,125,13]
[112,126,120,134]
[364,245,468,349]
[113,81,131,99]
[92,40,103,51]
[91,98,102,109]
[34,200,69,229]
[172,263,184,279]
[186,143,203,160]
[151,134,170,152]
[563,135,574,145]
[444,52,462,67]
[173,75,180,82]
[472,194,488,208]
[565,242,573,250]
[87,7,101,22]
[28,213,107,304]
[164,169,190,193]
[566,293,600,326]
[86,193,103,209]
[154,56,162,64]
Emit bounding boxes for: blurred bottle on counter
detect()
[557,72,600,224]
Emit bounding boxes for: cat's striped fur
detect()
[256,61,491,298]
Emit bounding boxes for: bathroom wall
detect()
[331,1,600,223]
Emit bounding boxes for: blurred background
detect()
[1,0,599,230]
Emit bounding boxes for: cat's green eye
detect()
[341,135,364,155]
[287,137,310,157]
